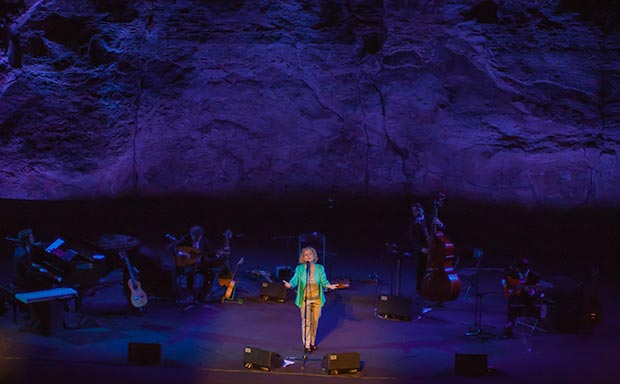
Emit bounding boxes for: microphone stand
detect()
[301,262,310,369]
[168,234,191,309]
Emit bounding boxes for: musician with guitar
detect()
[171,225,221,304]
[283,247,338,354]
[501,257,541,338]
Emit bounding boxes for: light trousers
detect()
[300,299,321,347]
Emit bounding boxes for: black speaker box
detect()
[376,295,412,321]
[243,346,283,371]
[454,353,488,376]
[322,352,361,374]
[128,342,161,365]
[260,282,286,303]
[545,276,592,333]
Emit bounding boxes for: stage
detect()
[0,198,618,383]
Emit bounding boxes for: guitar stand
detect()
[221,284,242,304]
[221,283,246,304]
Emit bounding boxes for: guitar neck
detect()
[122,253,138,284]
[230,258,245,280]
[231,264,240,280]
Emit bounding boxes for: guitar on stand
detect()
[119,251,148,309]
[214,230,245,303]
[221,257,244,303]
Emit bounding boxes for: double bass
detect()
[420,192,460,302]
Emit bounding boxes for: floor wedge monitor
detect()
[243,346,283,371]
[321,352,360,375]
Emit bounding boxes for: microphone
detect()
[165,233,177,241]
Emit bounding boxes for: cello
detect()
[420,192,461,302]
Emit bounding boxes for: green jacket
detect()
[288,263,331,308]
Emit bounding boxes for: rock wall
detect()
[1,0,619,207]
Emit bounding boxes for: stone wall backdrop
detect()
[1,0,619,207]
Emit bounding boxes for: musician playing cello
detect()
[501,257,541,338]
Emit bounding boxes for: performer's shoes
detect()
[311,344,318,351]
[304,347,312,354]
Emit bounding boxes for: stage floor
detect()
[1,241,618,384]
[1,197,619,383]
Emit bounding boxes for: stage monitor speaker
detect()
[260,282,286,303]
[243,346,283,371]
[454,353,488,376]
[128,342,161,365]
[376,295,412,321]
[321,352,361,375]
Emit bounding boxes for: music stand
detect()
[464,288,498,339]
[382,242,410,297]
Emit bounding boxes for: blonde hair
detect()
[298,247,318,264]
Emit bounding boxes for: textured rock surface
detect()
[1,0,619,207]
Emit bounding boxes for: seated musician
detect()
[12,229,53,331]
[501,257,541,338]
[174,225,219,303]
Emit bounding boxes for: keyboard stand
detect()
[14,287,78,336]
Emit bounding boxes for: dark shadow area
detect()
[1,195,618,277]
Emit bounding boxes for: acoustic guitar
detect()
[502,275,550,300]
[221,257,244,302]
[119,251,148,308]
[175,245,202,267]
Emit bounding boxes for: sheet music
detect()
[45,238,65,253]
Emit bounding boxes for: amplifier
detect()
[454,353,488,376]
[376,295,412,321]
[260,282,286,303]
[243,346,283,371]
[321,352,360,374]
